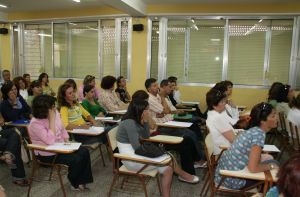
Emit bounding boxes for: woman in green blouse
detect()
[81,85,107,118]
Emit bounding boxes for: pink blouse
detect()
[28,110,69,156]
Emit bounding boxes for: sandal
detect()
[13,179,29,187]
[178,175,199,184]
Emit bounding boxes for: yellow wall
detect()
[2,4,300,111]
[0,24,12,72]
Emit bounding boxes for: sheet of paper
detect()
[182,101,199,105]
[163,121,192,127]
[113,110,127,113]
[131,153,171,163]
[263,145,280,152]
[95,117,113,120]
[72,126,105,135]
[46,142,81,151]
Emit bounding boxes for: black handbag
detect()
[135,141,165,158]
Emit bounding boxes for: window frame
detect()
[147,16,300,89]
[12,17,132,81]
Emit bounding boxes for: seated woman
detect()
[288,93,300,126]
[28,95,93,190]
[78,75,100,102]
[213,81,239,122]
[57,83,106,144]
[130,90,205,175]
[99,75,128,112]
[0,81,32,122]
[206,88,236,155]
[38,73,55,96]
[215,102,279,190]
[13,76,28,100]
[23,73,31,88]
[81,85,107,118]
[117,100,199,195]
[64,79,79,101]
[268,82,294,116]
[0,113,28,186]
[26,80,42,107]
[115,76,131,103]
[266,153,300,197]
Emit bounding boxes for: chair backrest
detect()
[204,133,216,188]
[107,126,119,152]
[205,133,214,161]
[288,121,300,149]
[278,112,287,132]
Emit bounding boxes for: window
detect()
[70,22,98,78]
[24,24,52,77]
[149,17,297,88]
[150,21,159,78]
[53,23,68,78]
[227,20,266,85]
[166,20,186,82]
[16,18,131,79]
[188,19,224,83]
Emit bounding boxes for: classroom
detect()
[0,0,300,197]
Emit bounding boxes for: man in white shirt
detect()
[145,78,206,163]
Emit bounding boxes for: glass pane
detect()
[266,20,293,85]
[150,21,159,79]
[188,19,225,83]
[228,20,268,85]
[13,26,20,76]
[102,20,115,76]
[166,20,186,82]
[53,23,68,78]
[70,22,98,78]
[120,21,128,78]
[24,24,52,77]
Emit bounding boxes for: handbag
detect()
[135,141,165,158]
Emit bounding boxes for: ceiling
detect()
[0,0,298,13]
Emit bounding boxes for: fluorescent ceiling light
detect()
[259,19,263,23]
[38,33,52,37]
[211,38,221,42]
[0,4,7,8]
[73,0,80,2]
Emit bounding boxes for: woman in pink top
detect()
[78,75,100,101]
[28,95,93,191]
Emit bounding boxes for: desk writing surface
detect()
[108,110,127,115]
[69,126,105,136]
[157,121,192,128]
[220,167,278,182]
[27,144,76,154]
[147,135,183,144]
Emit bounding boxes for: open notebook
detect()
[161,121,192,128]
[46,142,81,151]
[71,126,105,135]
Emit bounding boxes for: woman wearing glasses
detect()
[206,88,237,155]
[214,102,279,190]
[78,75,100,102]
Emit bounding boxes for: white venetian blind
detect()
[166,20,186,82]
[53,23,68,78]
[188,19,224,83]
[267,20,293,85]
[227,20,267,85]
[150,21,159,79]
[120,21,128,78]
[24,24,52,77]
[102,20,116,77]
[70,22,98,78]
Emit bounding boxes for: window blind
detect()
[150,21,159,79]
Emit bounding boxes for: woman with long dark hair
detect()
[117,99,200,196]
[38,73,55,96]
[215,102,279,189]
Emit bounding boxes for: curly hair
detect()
[32,95,56,119]
[13,76,27,90]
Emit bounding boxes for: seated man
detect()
[145,78,206,168]
[159,79,203,140]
